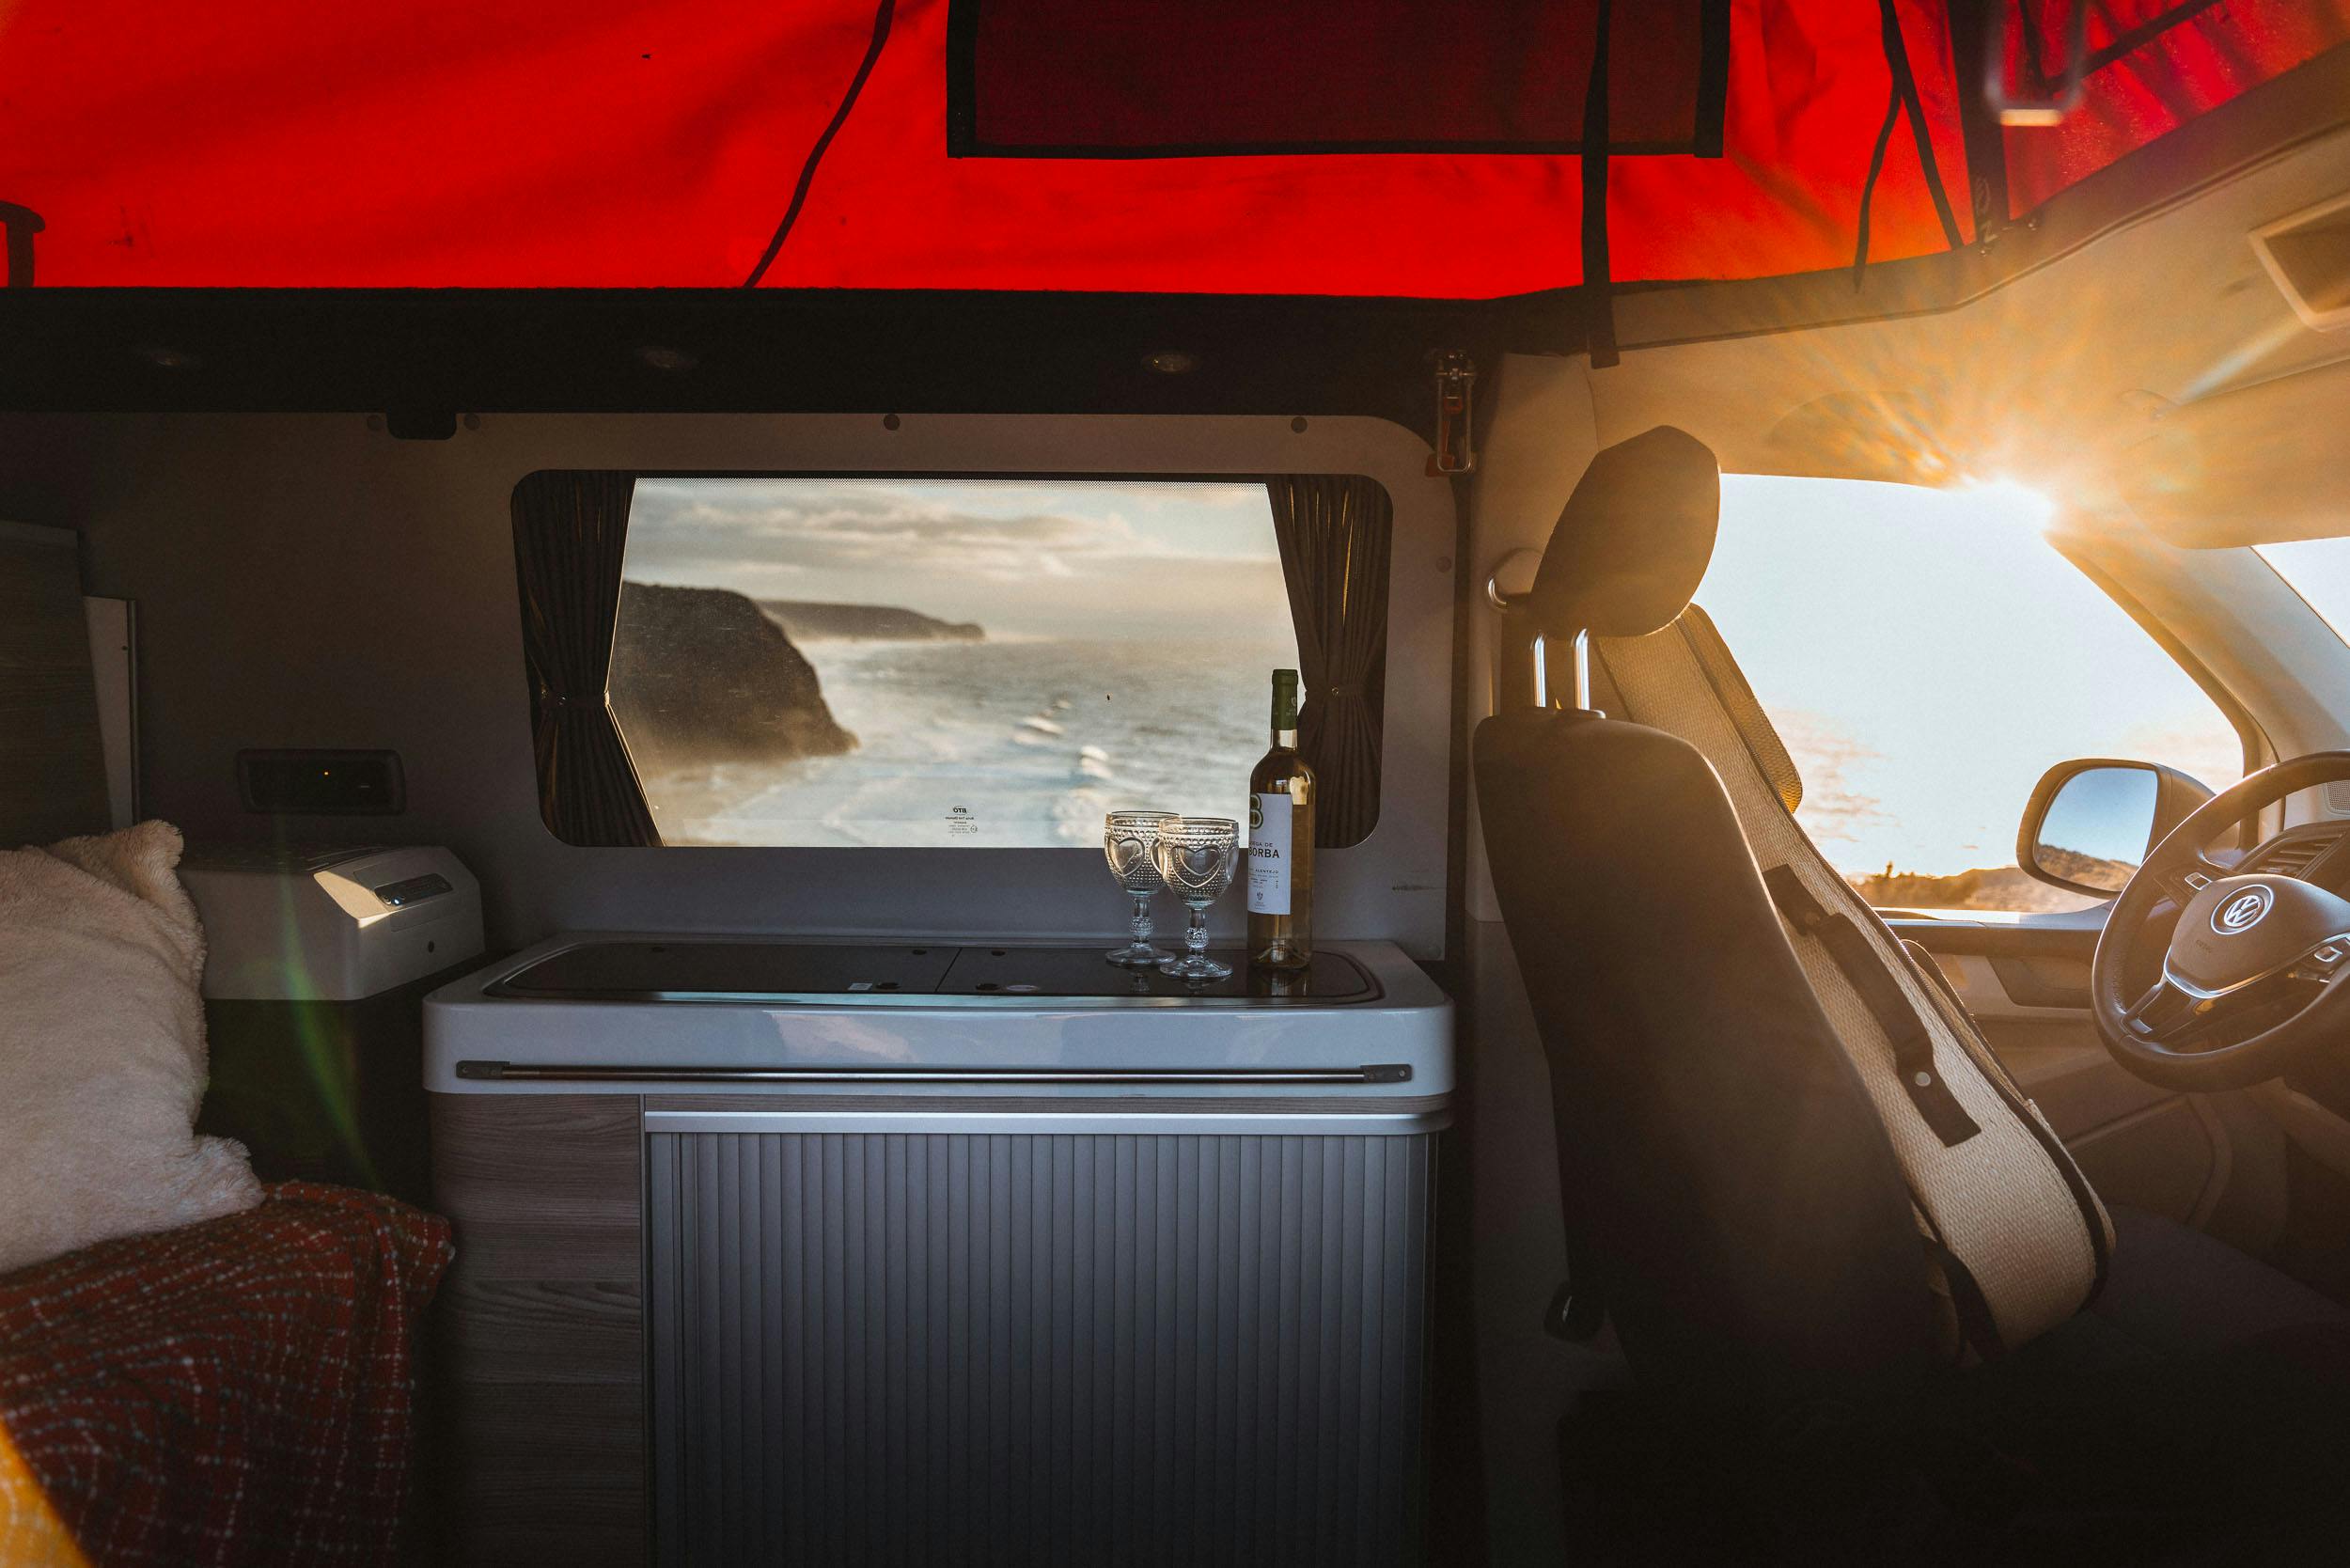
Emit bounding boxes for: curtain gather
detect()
[1267,475,1392,848]
[511,470,661,846]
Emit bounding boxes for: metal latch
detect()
[1430,351,1477,475]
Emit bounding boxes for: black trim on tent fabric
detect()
[1944,0,2011,239]
[943,0,1731,161]
[1581,0,1618,368]
[1853,0,1963,289]
[2000,0,2220,108]
[1692,0,1733,159]
[0,201,42,289]
[1852,77,1906,290]
[1884,0,1964,250]
[742,0,898,289]
[944,0,979,159]
[944,134,1720,161]
[2077,0,2228,78]
[2015,0,2060,95]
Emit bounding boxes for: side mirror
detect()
[2019,760,2215,898]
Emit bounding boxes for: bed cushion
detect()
[0,821,260,1274]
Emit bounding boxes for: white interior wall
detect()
[1,412,1458,956]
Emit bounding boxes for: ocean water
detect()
[650,635,1297,848]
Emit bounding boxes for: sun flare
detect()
[1959,477,2059,533]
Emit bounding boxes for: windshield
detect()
[1700,478,2247,913]
[2256,539,2350,648]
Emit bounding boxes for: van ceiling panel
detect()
[40,413,1456,957]
[949,0,1729,157]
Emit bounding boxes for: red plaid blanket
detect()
[0,1183,452,1567]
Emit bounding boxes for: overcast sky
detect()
[625,477,1290,640]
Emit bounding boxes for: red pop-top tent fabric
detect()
[0,0,2342,295]
[2002,0,2350,213]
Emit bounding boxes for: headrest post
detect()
[1524,629,1592,713]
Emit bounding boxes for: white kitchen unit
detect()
[426,935,1452,1566]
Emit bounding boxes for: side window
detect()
[1695,478,2247,914]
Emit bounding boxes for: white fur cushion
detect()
[0,821,260,1275]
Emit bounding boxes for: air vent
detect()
[2245,829,2344,880]
[2254,193,2350,332]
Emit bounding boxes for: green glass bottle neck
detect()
[1268,666,1301,749]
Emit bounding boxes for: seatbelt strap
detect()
[1762,865,1982,1148]
[1903,946,2113,1311]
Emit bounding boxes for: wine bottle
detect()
[1247,667,1315,970]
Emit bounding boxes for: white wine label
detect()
[1248,792,1292,915]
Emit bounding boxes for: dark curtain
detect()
[1268,475,1391,848]
[511,470,661,846]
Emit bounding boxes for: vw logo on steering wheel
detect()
[2213,885,2277,935]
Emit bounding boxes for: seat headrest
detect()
[1529,426,1721,640]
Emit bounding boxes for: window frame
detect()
[484,412,1455,960]
[2060,545,2269,782]
[2060,544,2272,851]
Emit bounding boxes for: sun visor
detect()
[948,0,1730,158]
[2119,358,2350,548]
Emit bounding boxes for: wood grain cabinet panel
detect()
[430,1092,646,1566]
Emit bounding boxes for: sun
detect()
[1961,478,2058,533]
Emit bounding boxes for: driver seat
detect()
[1475,428,2350,1556]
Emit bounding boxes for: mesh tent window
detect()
[948,0,1729,158]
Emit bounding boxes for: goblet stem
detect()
[1186,902,1210,962]
[1131,894,1154,947]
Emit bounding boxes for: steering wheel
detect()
[2094,751,2350,1091]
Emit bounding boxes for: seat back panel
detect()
[1474,709,1946,1409]
[1598,612,2109,1352]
